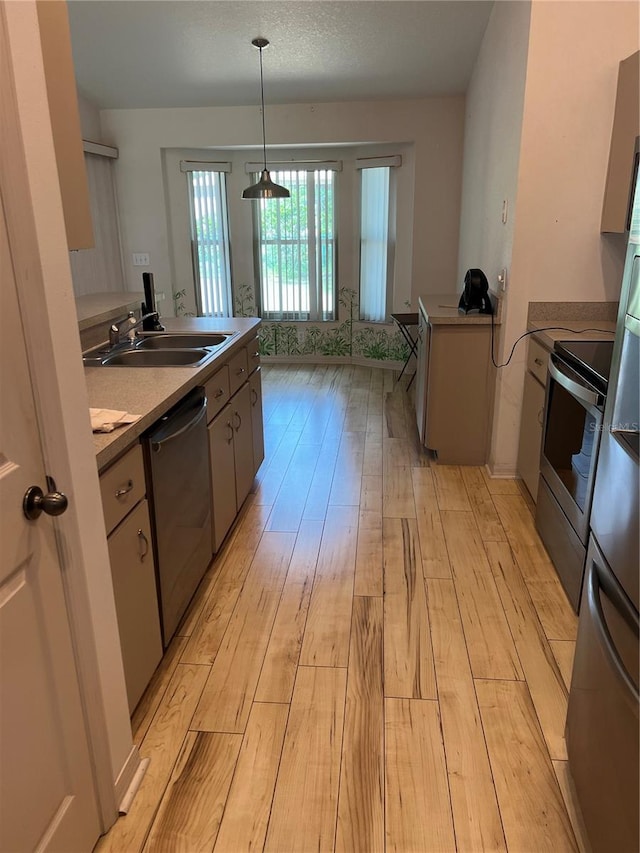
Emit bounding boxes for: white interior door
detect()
[0,194,100,851]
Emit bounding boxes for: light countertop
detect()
[418,293,501,325]
[85,317,260,471]
[527,318,616,350]
[75,291,144,330]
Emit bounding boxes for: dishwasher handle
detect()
[151,397,208,452]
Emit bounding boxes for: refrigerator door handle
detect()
[587,559,639,705]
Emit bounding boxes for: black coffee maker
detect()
[458,268,493,315]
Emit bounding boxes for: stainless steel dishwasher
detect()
[143,388,212,646]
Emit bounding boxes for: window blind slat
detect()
[188,170,232,317]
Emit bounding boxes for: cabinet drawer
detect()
[247,336,261,374]
[527,338,549,386]
[100,443,146,535]
[228,347,249,396]
[204,364,230,422]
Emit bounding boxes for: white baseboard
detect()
[260,354,403,371]
[114,745,144,815]
[485,461,519,479]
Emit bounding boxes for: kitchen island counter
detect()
[85,317,260,471]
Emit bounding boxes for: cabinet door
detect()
[414,311,430,444]
[108,499,163,713]
[231,383,255,511]
[249,367,265,474]
[36,1,93,249]
[209,404,237,552]
[517,371,546,502]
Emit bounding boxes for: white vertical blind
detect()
[359,166,390,322]
[187,170,233,317]
[256,169,335,321]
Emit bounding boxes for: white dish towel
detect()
[90,408,141,433]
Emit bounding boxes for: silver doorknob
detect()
[23,485,68,521]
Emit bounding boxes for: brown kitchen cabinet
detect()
[517,337,549,502]
[249,367,265,473]
[99,444,162,713]
[207,339,263,551]
[36,0,93,249]
[601,50,639,234]
[415,303,495,465]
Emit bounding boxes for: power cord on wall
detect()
[489,311,613,369]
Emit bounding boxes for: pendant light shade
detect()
[242,38,290,200]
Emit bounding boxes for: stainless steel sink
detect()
[101,348,212,367]
[136,333,232,350]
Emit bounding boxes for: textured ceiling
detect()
[68,1,494,109]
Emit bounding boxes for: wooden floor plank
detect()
[132,636,188,746]
[354,525,383,597]
[144,732,242,853]
[214,703,289,853]
[485,541,569,761]
[191,533,295,733]
[264,666,347,853]
[363,434,383,476]
[96,664,210,853]
[180,500,276,666]
[411,467,452,578]
[329,431,365,506]
[476,679,578,853]
[336,596,385,853]
[492,494,578,641]
[432,464,472,511]
[266,442,322,531]
[460,466,507,542]
[553,760,592,853]
[382,465,416,518]
[385,698,456,853]
[441,511,524,681]
[255,520,323,703]
[299,507,358,667]
[549,640,576,692]
[302,435,340,521]
[383,517,437,699]
[426,579,507,852]
[481,469,521,495]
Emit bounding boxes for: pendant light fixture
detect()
[242,37,290,200]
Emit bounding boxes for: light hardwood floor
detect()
[97,364,588,853]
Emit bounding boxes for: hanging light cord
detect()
[258,45,267,172]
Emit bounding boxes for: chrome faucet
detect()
[109,311,163,347]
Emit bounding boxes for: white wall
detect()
[462,0,639,475]
[99,98,465,313]
[77,92,101,141]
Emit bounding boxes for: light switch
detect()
[133,253,150,266]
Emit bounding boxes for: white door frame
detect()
[1,1,138,830]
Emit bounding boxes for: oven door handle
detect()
[548,354,604,408]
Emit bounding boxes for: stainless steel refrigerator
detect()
[566,178,640,852]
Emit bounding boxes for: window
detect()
[255,169,336,321]
[185,166,233,317]
[358,157,400,322]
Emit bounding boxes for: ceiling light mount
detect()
[242,36,290,200]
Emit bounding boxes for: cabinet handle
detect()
[214,387,225,399]
[232,411,242,431]
[534,357,544,366]
[226,422,234,444]
[251,388,258,405]
[115,479,134,499]
[253,351,260,359]
[236,367,246,376]
[137,528,149,562]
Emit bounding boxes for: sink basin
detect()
[102,348,212,367]
[136,333,232,350]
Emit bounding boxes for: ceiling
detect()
[67,1,495,110]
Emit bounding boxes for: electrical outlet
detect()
[133,253,150,266]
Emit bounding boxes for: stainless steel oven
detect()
[536,340,614,611]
